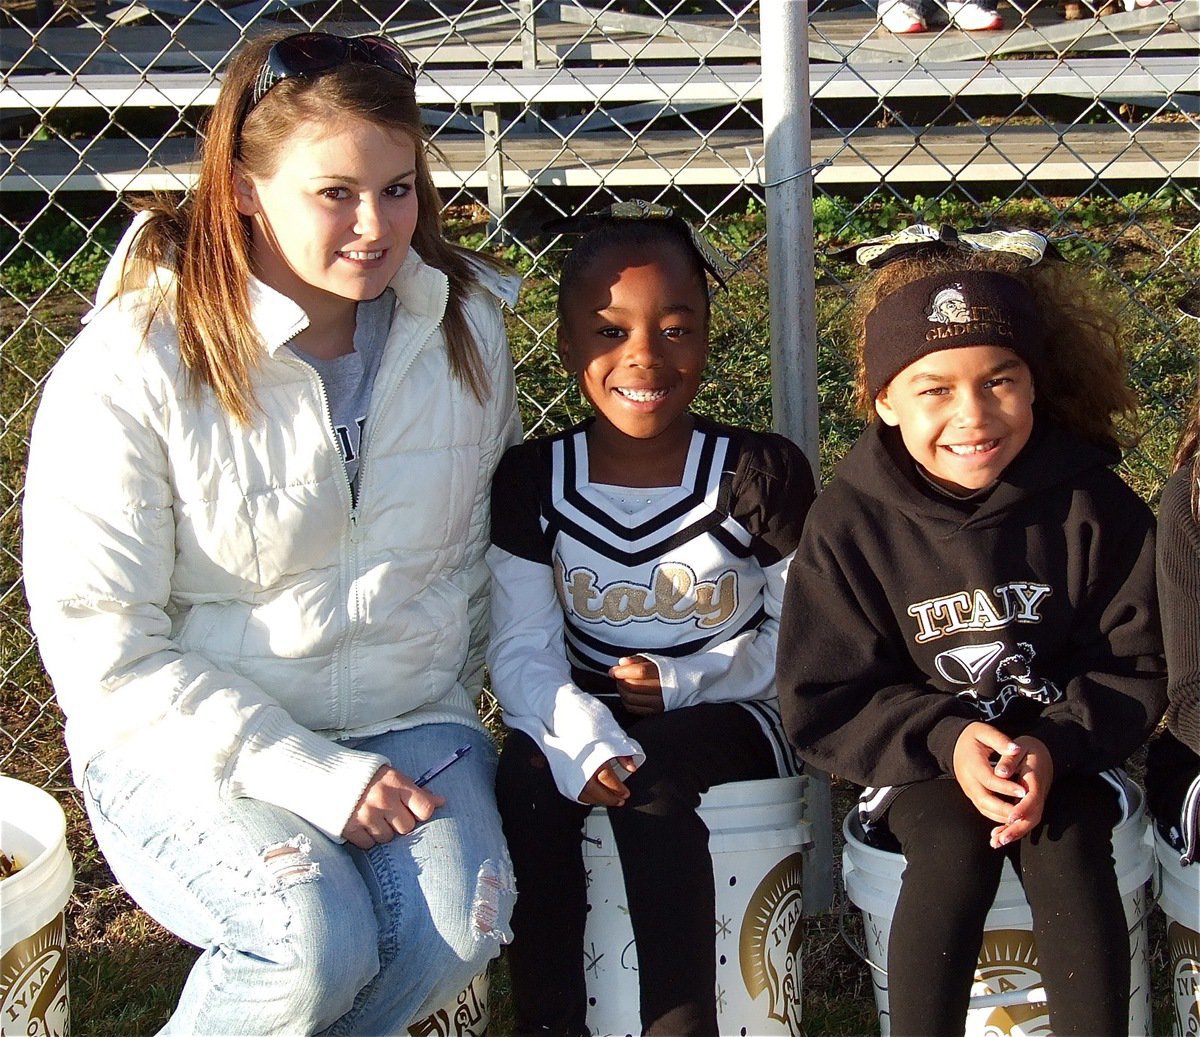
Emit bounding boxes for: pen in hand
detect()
[413,744,472,788]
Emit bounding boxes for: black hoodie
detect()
[777,419,1166,801]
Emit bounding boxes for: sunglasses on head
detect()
[249,32,417,112]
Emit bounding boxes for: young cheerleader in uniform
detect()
[487,203,815,1036]
[778,228,1166,1036]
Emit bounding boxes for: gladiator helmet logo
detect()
[406,972,489,1037]
[1166,921,1200,1037]
[926,283,971,325]
[739,853,805,1036]
[0,913,69,1037]
[974,930,1054,1036]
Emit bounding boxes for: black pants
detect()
[496,702,778,1037]
[882,774,1128,1037]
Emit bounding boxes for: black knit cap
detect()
[865,270,1045,402]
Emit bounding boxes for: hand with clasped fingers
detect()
[341,765,445,849]
[953,721,1054,849]
[610,654,664,716]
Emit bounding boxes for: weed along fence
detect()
[1,0,1198,1032]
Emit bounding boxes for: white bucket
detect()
[406,971,489,1037]
[842,789,1153,1037]
[1154,827,1200,1037]
[581,775,812,1037]
[0,775,74,1037]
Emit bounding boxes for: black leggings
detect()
[882,775,1128,1037]
[496,702,778,1037]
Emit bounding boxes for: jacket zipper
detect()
[355,276,453,523]
[275,343,358,732]
[282,350,356,515]
[307,281,449,731]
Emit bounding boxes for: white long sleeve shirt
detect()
[486,417,814,800]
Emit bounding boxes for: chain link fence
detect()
[0,0,1197,1019]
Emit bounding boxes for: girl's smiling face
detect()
[874,344,1036,494]
[235,114,419,329]
[558,241,710,461]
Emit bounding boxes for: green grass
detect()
[2,187,1197,1035]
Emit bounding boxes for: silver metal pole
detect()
[761,0,834,916]
[520,0,538,70]
[764,0,819,460]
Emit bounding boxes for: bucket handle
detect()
[837,887,1156,1013]
[837,910,1054,1011]
[835,899,885,980]
[1146,823,1166,903]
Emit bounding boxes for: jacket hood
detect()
[837,418,1121,534]
[87,210,171,323]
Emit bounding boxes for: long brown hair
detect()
[123,30,502,424]
[1171,376,1200,518]
[851,249,1137,451]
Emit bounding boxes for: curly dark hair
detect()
[850,249,1137,451]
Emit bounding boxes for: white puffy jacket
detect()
[23,225,521,839]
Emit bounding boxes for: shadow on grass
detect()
[69,903,195,1037]
[61,789,195,1037]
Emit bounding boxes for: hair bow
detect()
[831,223,1060,270]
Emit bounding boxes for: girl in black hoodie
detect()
[778,235,1166,1036]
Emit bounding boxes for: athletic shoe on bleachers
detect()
[880,0,929,32]
[946,1,1006,28]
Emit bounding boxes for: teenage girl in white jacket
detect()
[23,30,519,1035]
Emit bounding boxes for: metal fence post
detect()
[481,105,506,236]
[520,0,539,69]
[762,0,835,917]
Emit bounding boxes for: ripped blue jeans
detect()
[82,724,514,1036]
